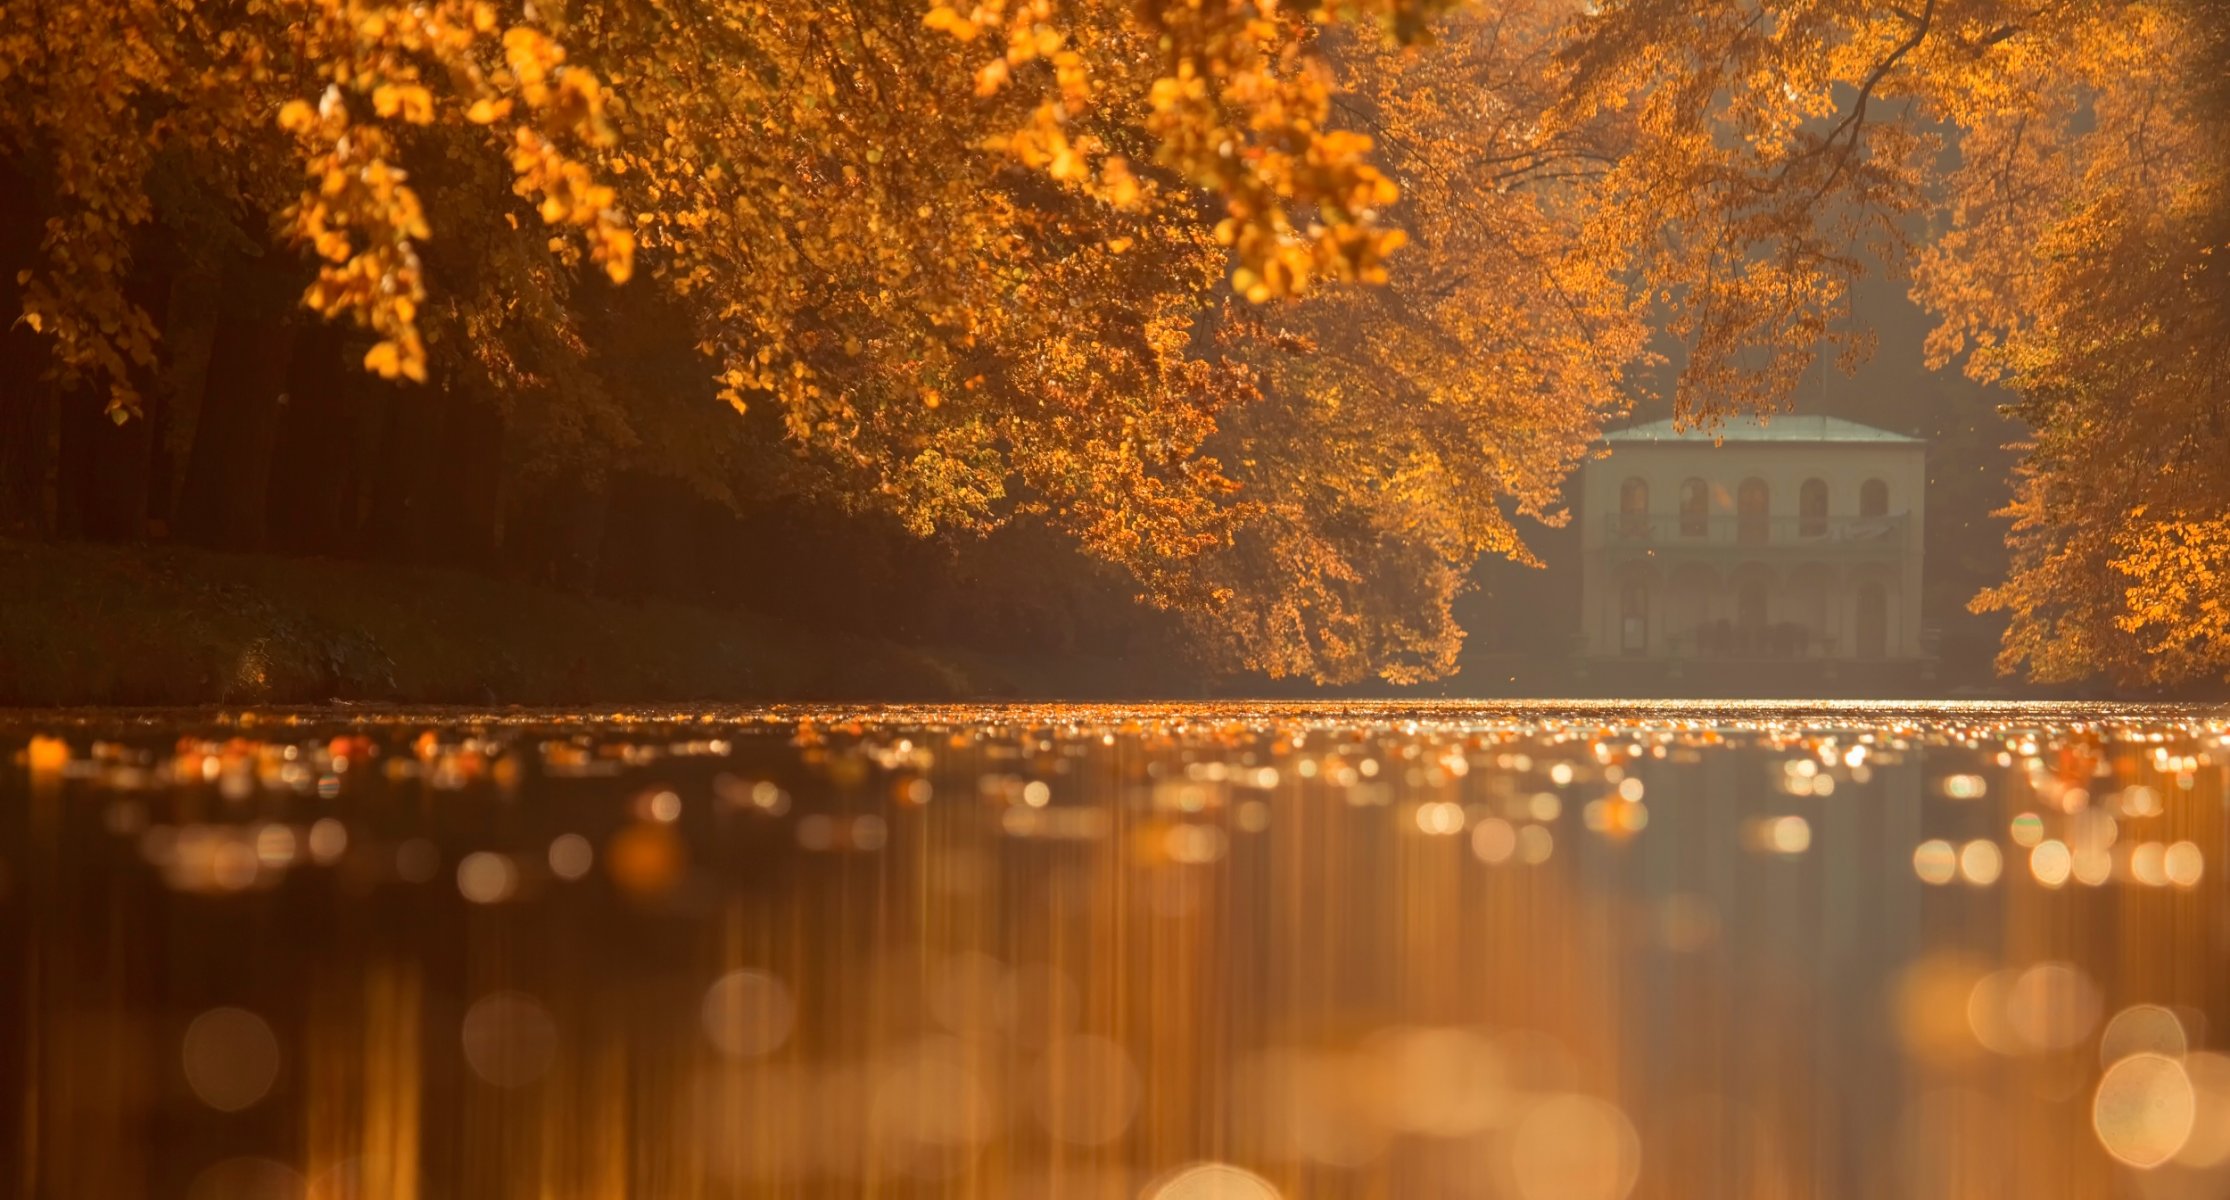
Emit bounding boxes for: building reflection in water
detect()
[3,702,2226,1199]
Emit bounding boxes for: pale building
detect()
[1577,416,1926,667]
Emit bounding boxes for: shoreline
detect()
[0,539,2192,709]
[0,538,1091,708]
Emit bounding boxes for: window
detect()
[1856,581,1889,658]
[1619,477,1650,538]
[1737,577,1769,632]
[1737,478,1769,544]
[1736,576,1769,655]
[1799,478,1828,537]
[1679,478,1709,537]
[1860,478,1890,518]
[1620,578,1650,655]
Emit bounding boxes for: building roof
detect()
[1602,415,1922,445]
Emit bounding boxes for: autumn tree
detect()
[10,0,1576,684]
[1946,6,2230,686]
[1186,0,1647,681]
[16,0,2222,689]
[1554,0,2230,687]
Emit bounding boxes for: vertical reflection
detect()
[4,706,2230,1198]
[305,960,421,1200]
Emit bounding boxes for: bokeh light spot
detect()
[2005,962,2102,1052]
[2095,1053,2196,1168]
[2101,1005,2189,1067]
[702,969,796,1059]
[187,1157,302,1200]
[547,833,594,881]
[460,992,557,1087]
[182,1007,281,1112]
[1509,1094,1641,1200]
[456,851,517,904]
[1913,839,1958,885]
[1958,840,2002,886]
[1144,1162,1281,1200]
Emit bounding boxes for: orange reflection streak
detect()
[3,701,2228,1198]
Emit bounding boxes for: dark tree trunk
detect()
[320,366,395,557]
[86,228,186,543]
[598,470,699,598]
[689,499,747,605]
[0,155,52,536]
[554,474,608,592]
[51,389,95,539]
[421,392,504,566]
[175,254,297,551]
[362,383,442,561]
[0,356,52,538]
[266,325,350,555]
[54,397,157,542]
[501,469,605,590]
[500,475,557,585]
[143,386,177,536]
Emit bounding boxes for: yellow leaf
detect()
[923,5,977,40]
[373,83,434,123]
[364,341,401,377]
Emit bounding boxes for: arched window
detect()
[1799,478,1828,537]
[1679,477,1709,538]
[1619,477,1650,538]
[1860,478,1890,518]
[1737,478,1769,544]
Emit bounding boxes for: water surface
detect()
[6,701,2227,1199]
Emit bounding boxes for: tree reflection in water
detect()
[4,702,2226,1199]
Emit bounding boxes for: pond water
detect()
[5,701,2228,1199]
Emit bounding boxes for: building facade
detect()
[1578,416,1926,667]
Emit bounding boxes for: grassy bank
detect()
[0,539,1118,706]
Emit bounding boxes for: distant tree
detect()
[1559,0,2230,687]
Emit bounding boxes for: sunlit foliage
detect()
[1559,0,2230,686]
[1202,1,1646,681]
[5,0,1622,685]
[0,0,630,407]
[7,0,2229,685]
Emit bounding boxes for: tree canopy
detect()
[3,0,2225,686]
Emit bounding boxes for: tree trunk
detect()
[690,499,746,605]
[175,254,296,551]
[0,354,52,538]
[555,474,607,592]
[361,383,443,561]
[266,325,350,555]
[421,392,504,566]
[0,155,52,536]
[51,389,95,539]
[54,396,156,542]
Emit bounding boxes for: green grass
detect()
[0,539,1003,706]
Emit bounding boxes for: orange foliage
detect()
[1561,0,2230,686]
[7,0,2224,685]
